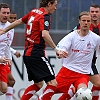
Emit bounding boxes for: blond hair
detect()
[79,11,90,20]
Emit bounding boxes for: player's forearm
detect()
[42,30,56,50]
[4,18,24,33]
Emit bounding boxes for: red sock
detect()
[58,87,76,100]
[92,86,100,100]
[39,85,56,100]
[20,84,40,100]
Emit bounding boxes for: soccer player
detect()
[7,10,21,100]
[38,11,100,99]
[8,11,17,23]
[0,3,14,99]
[0,0,68,100]
[58,4,100,100]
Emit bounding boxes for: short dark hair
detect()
[90,4,100,9]
[0,3,10,11]
[10,11,17,14]
[39,0,56,7]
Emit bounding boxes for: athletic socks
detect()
[6,87,13,100]
[58,87,76,100]
[38,85,56,100]
[20,84,40,100]
[92,85,100,100]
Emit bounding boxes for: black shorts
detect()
[89,62,99,75]
[23,56,55,83]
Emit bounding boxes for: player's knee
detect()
[35,81,44,88]
[93,81,100,87]
[0,87,7,94]
[0,82,8,94]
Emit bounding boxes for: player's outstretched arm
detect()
[0,18,24,35]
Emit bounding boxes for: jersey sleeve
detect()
[56,33,72,51]
[39,14,50,31]
[10,47,16,54]
[8,28,14,46]
[5,46,12,60]
[22,12,30,24]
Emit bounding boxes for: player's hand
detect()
[56,50,68,59]
[0,29,5,35]
[0,57,9,63]
[7,59,12,67]
[14,51,21,58]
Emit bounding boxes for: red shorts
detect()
[0,64,11,83]
[56,67,89,93]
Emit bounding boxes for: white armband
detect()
[54,47,58,52]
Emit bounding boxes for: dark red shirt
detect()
[22,8,51,57]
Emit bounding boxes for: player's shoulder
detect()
[63,30,77,40]
[68,30,77,36]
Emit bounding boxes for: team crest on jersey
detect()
[87,41,91,49]
[44,21,49,26]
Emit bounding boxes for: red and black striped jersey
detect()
[22,8,51,57]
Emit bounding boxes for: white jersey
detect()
[57,30,100,74]
[0,21,14,60]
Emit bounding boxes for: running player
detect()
[58,4,100,100]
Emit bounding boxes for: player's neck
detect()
[91,20,99,26]
[77,29,89,36]
[42,7,49,14]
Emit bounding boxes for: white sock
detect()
[6,87,13,100]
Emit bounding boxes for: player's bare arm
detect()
[0,18,24,35]
[42,30,68,58]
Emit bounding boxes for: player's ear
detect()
[78,19,80,24]
[47,2,51,7]
[48,2,52,7]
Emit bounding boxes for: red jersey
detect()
[90,22,100,36]
[22,8,50,57]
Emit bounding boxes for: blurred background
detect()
[0,0,100,47]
